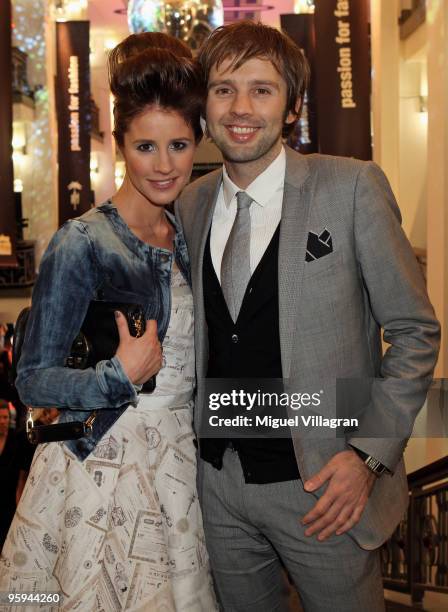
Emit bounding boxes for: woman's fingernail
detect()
[115,311,120,319]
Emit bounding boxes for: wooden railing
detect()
[382,456,448,606]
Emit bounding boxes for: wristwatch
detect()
[352,448,388,476]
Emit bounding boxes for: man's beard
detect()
[209,125,283,164]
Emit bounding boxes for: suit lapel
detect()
[278,148,312,378]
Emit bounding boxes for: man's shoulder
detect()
[180,168,222,204]
[305,152,368,176]
[285,149,378,194]
[176,168,222,229]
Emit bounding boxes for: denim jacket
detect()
[16,201,191,461]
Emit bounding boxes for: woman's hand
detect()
[114,312,162,385]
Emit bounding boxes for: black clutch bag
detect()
[66,301,145,367]
[18,301,156,445]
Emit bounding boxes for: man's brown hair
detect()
[197,20,310,126]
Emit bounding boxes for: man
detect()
[176,21,440,611]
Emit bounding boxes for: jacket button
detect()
[231,334,239,343]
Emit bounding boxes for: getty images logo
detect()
[208,390,323,411]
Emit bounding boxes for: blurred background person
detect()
[0,400,34,548]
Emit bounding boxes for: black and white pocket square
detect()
[305,228,333,262]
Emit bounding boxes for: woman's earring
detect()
[200,116,208,139]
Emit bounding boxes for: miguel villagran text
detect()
[209,415,359,429]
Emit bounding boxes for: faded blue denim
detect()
[16,201,191,460]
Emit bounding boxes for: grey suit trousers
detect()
[199,450,386,612]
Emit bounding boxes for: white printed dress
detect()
[0,264,217,612]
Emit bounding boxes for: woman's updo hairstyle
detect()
[108,32,204,146]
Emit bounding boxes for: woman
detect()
[0,33,217,611]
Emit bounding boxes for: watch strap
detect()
[352,447,388,476]
[364,455,387,475]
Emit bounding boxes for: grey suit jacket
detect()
[175,146,440,550]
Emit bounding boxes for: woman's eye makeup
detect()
[136,142,154,152]
[169,141,189,151]
[135,141,190,152]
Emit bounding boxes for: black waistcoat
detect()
[201,226,299,483]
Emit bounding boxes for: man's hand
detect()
[115,314,162,385]
[301,449,376,541]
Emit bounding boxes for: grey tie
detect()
[221,191,253,322]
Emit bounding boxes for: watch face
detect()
[366,456,385,474]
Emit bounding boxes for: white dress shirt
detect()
[210,147,286,283]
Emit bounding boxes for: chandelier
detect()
[128,0,224,49]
